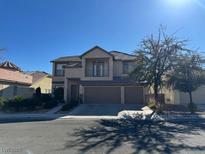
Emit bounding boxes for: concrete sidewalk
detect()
[46,104,64,114]
[0,112,205,122]
[0,113,118,121]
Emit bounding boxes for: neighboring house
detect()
[0,61,34,99]
[51,46,146,104]
[162,86,205,105]
[27,71,52,94]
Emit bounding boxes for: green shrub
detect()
[41,94,52,102]
[3,96,43,111]
[188,103,197,113]
[0,97,6,109]
[14,96,24,102]
[53,87,64,101]
[23,98,36,110]
[6,96,25,112]
[2,94,58,112]
[43,99,58,109]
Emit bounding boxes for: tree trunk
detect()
[154,85,160,108]
[188,91,193,104]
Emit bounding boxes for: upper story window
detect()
[122,61,136,74]
[85,59,109,77]
[55,63,65,76]
[123,62,129,74]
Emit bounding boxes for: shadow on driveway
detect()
[64,118,205,154]
[68,104,143,116]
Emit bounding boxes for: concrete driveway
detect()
[68,104,143,116]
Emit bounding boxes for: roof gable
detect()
[80,46,114,58]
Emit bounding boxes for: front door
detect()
[71,84,79,102]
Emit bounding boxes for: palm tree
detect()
[167,54,205,112]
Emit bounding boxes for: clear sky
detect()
[0,0,205,73]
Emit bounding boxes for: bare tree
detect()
[131,27,190,109]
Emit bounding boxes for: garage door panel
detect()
[84,87,121,104]
[125,87,143,104]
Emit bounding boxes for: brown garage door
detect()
[84,87,121,104]
[124,86,144,104]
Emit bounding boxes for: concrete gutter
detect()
[0,113,205,122]
[0,114,118,121]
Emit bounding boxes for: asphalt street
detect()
[0,118,205,154]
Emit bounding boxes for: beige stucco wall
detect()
[161,87,181,104]
[64,68,82,101]
[113,61,136,77]
[177,86,205,105]
[64,68,82,79]
[113,61,123,77]
[31,77,52,94]
[16,86,34,98]
[52,76,64,82]
[0,83,34,99]
[161,86,205,105]
[81,48,113,81]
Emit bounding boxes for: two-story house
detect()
[51,46,146,104]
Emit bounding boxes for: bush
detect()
[188,103,197,113]
[6,96,25,112]
[0,97,6,109]
[43,99,58,109]
[14,96,24,102]
[2,94,58,112]
[148,99,157,110]
[25,97,42,110]
[3,96,43,111]
[41,94,52,102]
[53,87,64,101]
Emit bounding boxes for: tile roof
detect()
[51,56,81,62]
[0,61,22,71]
[28,71,50,83]
[0,68,32,85]
[51,47,137,62]
[110,51,137,61]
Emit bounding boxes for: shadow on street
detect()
[64,118,205,154]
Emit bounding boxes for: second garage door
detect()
[124,86,144,104]
[84,86,121,104]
